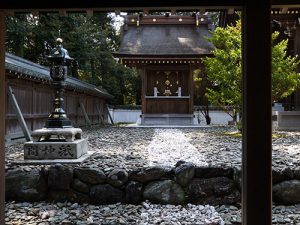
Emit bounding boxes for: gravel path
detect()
[5,125,300,224]
[146,129,208,167]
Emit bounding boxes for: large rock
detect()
[273,168,294,184]
[295,170,300,179]
[195,167,233,179]
[125,181,143,204]
[175,162,195,187]
[107,169,128,188]
[143,180,186,204]
[71,178,90,194]
[48,190,90,204]
[232,168,242,191]
[187,177,240,205]
[74,167,106,185]
[6,168,47,202]
[273,180,300,205]
[48,165,73,190]
[129,166,172,183]
[90,184,124,204]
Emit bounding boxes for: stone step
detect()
[141,114,196,125]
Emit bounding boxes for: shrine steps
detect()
[140,114,197,125]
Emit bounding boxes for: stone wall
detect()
[5,162,300,205]
[108,108,237,125]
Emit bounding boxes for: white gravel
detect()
[147,129,208,167]
[5,125,300,224]
[5,201,300,224]
[5,201,224,225]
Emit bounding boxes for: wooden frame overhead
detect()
[1,1,300,224]
[0,0,300,12]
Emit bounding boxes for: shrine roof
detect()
[114,15,215,57]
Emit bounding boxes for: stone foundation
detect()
[5,162,300,205]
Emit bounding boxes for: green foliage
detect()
[203,20,300,120]
[5,13,140,105]
[271,33,300,101]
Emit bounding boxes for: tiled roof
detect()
[115,24,214,56]
[5,52,113,99]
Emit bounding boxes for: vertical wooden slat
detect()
[189,65,194,114]
[0,10,6,225]
[141,65,146,114]
[7,86,32,141]
[79,101,92,127]
[242,1,272,225]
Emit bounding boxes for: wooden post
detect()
[242,1,272,225]
[189,64,195,114]
[0,10,5,225]
[79,102,92,127]
[294,26,300,109]
[141,65,147,114]
[106,105,114,125]
[96,104,104,125]
[7,86,32,141]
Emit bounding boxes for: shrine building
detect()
[113,14,214,125]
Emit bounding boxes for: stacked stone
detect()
[5,162,238,205]
[6,162,300,205]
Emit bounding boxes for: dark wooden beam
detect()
[242,0,272,224]
[272,0,300,7]
[0,10,5,225]
[0,0,243,10]
[0,0,299,11]
[295,26,300,110]
[141,65,147,114]
[189,65,195,114]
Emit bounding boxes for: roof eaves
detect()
[5,53,113,99]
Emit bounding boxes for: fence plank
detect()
[107,105,114,125]
[79,102,92,126]
[7,85,32,141]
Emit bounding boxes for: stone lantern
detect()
[24,38,88,161]
[46,38,73,128]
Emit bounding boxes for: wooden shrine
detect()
[113,14,214,125]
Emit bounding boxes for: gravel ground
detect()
[5,201,223,225]
[5,125,300,224]
[5,201,300,224]
[6,126,300,171]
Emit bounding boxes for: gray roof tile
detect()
[117,25,214,56]
[5,52,113,99]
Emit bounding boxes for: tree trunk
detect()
[205,115,211,125]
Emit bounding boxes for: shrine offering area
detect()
[5,126,300,224]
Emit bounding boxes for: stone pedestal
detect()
[24,128,88,160]
[31,128,82,142]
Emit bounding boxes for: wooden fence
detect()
[6,77,108,142]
